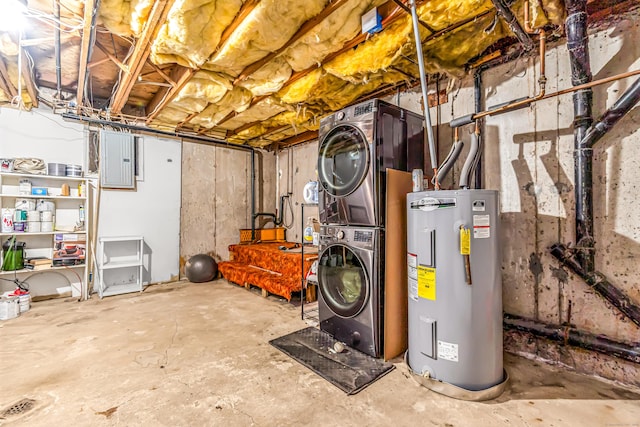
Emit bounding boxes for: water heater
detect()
[406,189,503,391]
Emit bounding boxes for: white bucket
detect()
[40,211,54,222]
[17,294,30,313]
[0,297,20,320]
[41,221,54,232]
[2,208,15,232]
[27,210,40,222]
[15,198,36,211]
[36,200,55,212]
[26,222,41,233]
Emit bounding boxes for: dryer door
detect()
[318,124,369,197]
[318,244,369,318]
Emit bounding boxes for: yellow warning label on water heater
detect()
[460,228,471,255]
[417,266,436,300]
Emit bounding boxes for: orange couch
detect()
[218,243,316,301]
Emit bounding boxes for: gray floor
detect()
[1,280,639,426]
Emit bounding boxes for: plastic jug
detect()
[303,217,314,243]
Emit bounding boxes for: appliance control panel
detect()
[320,226,374,250]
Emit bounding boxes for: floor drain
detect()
[1,398,36,418]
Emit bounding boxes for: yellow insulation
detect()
[98,0,154,37]
[0,33,19,56]
[171,70,233,113]
[237,58,292,96]
[219,97,288,130]
[150,0,243,68]
[281,0,386,72]
[190,86,253,129]
[205,0,329,76]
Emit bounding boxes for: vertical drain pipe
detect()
[409,0,438,183]
[250,150,256,241]
[566,0,594,272]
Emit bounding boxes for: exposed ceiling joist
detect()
[21,33,79,47]
[95,41,128,74]
[20,49,39,108]
[146,62,176,86]
[215,0,261,57]
[145,0,262,124]
[76,0,97,108]
[0,59,17,99]
[234,0,352,84]
[279,130,318,147]
[110,0,175,114]
[145,66,194,122]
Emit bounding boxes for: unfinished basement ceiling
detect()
[0,0,632,149]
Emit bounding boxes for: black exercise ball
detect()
[185,254,218,283]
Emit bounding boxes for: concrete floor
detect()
[1,280,639,426]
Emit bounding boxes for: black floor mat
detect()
[269,327,395,395]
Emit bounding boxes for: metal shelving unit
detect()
[300,202,318,321]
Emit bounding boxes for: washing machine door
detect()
[318,124,369,197]
[318,244,369,318]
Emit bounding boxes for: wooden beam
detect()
[20,48,39,107]
[234,0,351,84]
[76,0,97,108]
[0,59,17,98]
[145,66,195,122]
[87,56,111,69]
[140,63,173,79]
[95,41,128,74]
[279,130,319,147]
[215,0,261,56]
[21,33,79,47]
[110,0,175,114]
[146,61,176,86]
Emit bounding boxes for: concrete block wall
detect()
[180,143,276,269]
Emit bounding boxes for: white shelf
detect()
[97,236,144,298]
[101,283,143,297]
[0,193,85,200]
[0,231,86,236]
[0,264,85,276]
[101,260,143,270]
[0,172,87,182]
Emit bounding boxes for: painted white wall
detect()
[0,107,86,298]
[97,136,181,286]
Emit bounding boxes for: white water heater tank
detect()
[406,189,503,391]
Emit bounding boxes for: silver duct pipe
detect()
[409,0,438,178]
[54,0,62,100]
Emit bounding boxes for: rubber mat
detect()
[269,327,395,395]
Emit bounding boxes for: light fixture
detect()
[0,0,28,33]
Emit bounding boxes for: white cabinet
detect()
[0,172,89,299]
[97,236,144,298]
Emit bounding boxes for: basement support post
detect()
[566,0,594,272]
[504,313,640,364]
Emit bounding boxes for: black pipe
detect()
[490,0,535,51]
[54,0,62,100]
[473,71,483,189]
[504,313,640,364]
[251,151,256,240]
[550,243,640,328]
[566,0,595,272]
[61,113,254,151]
[584,76,640,148]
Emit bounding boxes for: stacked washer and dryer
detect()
[316,99,424,358]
